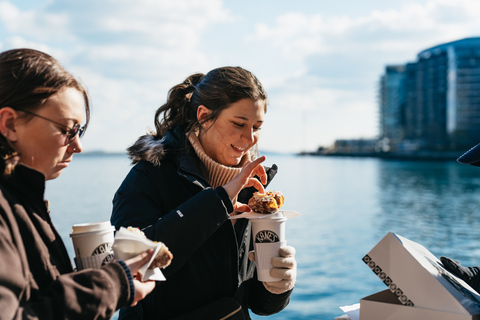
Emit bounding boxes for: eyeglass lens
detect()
[65,124,85,145]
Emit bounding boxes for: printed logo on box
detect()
[363,254,414,307]
[255,230,279,243]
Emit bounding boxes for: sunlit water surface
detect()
[45,153,480,320]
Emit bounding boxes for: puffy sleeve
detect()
[111,160,235,276]
[246,276,292,316]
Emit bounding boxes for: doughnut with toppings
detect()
[248,191,285,214]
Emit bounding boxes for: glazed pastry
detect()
[268,191,285,209]
[150,245,173,269]
[248,191,285,214]
[126,227,173,269]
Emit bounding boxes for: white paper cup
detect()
[70,221,115,270]
[250,212,287,282]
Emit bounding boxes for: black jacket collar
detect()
[2,163,47,208]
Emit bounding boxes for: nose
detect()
[67,136,83,154]
[241,127,255,144]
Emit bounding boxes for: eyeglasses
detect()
[21,110,85,146]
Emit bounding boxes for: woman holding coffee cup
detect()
[111,67,297,319]
[0,48,155,319]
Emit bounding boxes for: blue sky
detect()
[1,0,479,153]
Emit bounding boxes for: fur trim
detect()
[127,135,166,167]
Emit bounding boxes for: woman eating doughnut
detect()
[111,67,297,319]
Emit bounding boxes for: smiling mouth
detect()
[232,145,247,153]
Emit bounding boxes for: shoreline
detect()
[298,150,462,162]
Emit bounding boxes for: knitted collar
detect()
[187,131,250,189]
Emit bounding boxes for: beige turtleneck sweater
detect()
[187,131,251,189]
[188,131,257,222]
[187,132,250,188]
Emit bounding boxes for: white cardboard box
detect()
[361,290,480,320]
[361,232,480,319]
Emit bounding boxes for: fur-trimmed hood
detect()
[127,134,167,167]
[127,126,188,167]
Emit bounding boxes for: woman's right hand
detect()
[223,155,267,212]
[124,249,156,306]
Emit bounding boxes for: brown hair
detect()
[153,66,267,138]
[0,48,90,175]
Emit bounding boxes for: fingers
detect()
[271,256,296,269]
[279,246,295,258]
[223,156,267,201]
[267,246,297,293]
[271,246,296,268]
[234,202,252,213]
[125,249,154,275]
[255,245,297,295]
[249,155,266,169]
[263,279,295,294]
[248,251,255,262]
[245,177,265,194]
[440,256,480,279]
[250,156,267,185]
[440,256,459,270]
[263,262,297,294]
[125,249,156,306]
[440,256,464,277]
[270,267,296,280]
[240,156,265,175]
[131,280,155,306]
[252,161,267,185]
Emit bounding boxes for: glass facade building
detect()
[379,37,480,151]
[379,65,406,150]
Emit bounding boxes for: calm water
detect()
[45,153,480,320]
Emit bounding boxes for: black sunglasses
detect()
[21,110,85,146]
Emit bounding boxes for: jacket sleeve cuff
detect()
[248,276,292,315]
[116,260,135,307]
[216,186,234,213]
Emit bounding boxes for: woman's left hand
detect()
[249,246,297,295]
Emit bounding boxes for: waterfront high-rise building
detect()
[379,37,480,151]
[379,65,406,150]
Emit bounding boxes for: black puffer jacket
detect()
[111,126,291,319]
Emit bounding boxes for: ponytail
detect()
[153,73,204,138]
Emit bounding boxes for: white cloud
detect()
[0,0,235,151]
[260,79,378,152]
[250,0,480,62]
[240,0,480,152]
[2,35,52,52]
[0,1,73,41]
[1,0,480,153]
